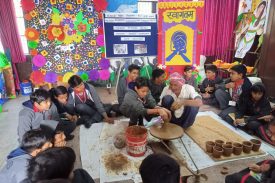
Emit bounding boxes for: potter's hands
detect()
[225,82,235,89]
[161,107,172,121]
[54,132,66,147]
[249,163,270,173]
[171,101,183,111]
[258,115,274,122]
[158,108,170,121]
[103,117,114,124]
[234,118,245,126]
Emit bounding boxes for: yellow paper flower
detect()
[73,34,83,43]
[63,35,74,45]
[52,27,63,37]
[63,25,69,32]
[52,13,61,25]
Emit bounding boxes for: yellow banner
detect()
[164,9,196,23]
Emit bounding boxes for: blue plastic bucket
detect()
[20,82,32,96]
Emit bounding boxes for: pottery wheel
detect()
[150,123,184,140]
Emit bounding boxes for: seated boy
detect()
[183,66,198,90]
[68,75,114,128]
[18,89,75,142]
[139,153,180,183]
[225,159,275,183]
[148,68,166,103]
[160,72,202,129]
[112,64,140,114]
[120,77,171,126]
[215,64,252,123]
[200,64,223,106]
[0,129,53,183]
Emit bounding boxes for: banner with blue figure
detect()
[158,2,204,67]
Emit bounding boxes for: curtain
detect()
[201,0,240,62]
[0,0,26,90]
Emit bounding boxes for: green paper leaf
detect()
[52,8,60,14]
[0,52,11,68]
[76,11,83,22]
[110,72,115,82]
[27,41,38,49]
[140,65,152,79]
[123,70,128,78]
[55,40,63,45]
[80,72,89,81]
[100,47,105,53]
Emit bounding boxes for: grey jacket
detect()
[68,83,107,116]
[17,100,59,143]
[120,89,156,117]
[0,148,31,183]
[117,77,128,105]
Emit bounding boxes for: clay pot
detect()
[213,146,224,158]
[233,143,243,155]
[242,141,253,154]
[226,141,232,145]
[222,144,233,157]
[250,139,261,152]
[206,141,215,153]
[215,140,225,147]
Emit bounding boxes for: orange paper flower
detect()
[24,13,32,21]
[30,49,38,56]
[25,28,39,41]
[47,25,65,41]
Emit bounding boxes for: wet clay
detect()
[104,153,131,174]
[126,126,147,137]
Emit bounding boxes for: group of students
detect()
[1,62,275,182]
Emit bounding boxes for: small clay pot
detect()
[233,142,243,155]
[250,139,261,152]
[226,141,232,145]
[213,146,224,158]
[215,140,225,147]
[242,141,253,154]
[222,144,233,157]
[206,141,215,153]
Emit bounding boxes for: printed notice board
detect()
[103,13,158,58]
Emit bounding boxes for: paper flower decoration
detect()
[74,11,91,36]
[93,0,108,12]
[48,25,65,41]
[21,0,35,12]
[32,54,47,67]
[63,72,74,82]
[45,72,58,83]
[27,41,38,49]
[63,35,74,45]
[96,35,104,46]
[89,69,99,81]
[52,8,62,25]
[30,49,38,56]
[25,28,39,41]
[80,72,89,81]
[30,71,45,85]
[99,58,110,69]
[98,27,104,35]
[24,13,32,21]
[99,70,110,80]
[73,34,83,43]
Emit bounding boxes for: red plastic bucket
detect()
[126,126,148,157]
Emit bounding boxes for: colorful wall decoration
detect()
[235,0,268,58]
[157,1,204,74]
[22,0,110,85]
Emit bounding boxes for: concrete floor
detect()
[0,87,273,183]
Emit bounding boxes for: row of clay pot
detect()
[206,139,261,159]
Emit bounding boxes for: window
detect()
[138,0,158,14]
[13,0,29,54]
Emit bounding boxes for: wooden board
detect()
[150,123,184,140]
[185,115,265,161]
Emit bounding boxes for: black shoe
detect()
[84,121,92,128]
[65,134,74,141]
[76,117,86,126]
